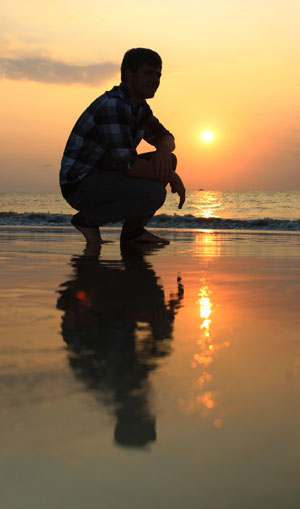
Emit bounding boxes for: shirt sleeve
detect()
[142,103,174,146]
[93,97,138,171]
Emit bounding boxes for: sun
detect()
[202,130,214,143]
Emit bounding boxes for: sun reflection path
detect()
[194,284,218,420]
[195,232,222,259]
[194,191,222,219]
[177,280,230,428]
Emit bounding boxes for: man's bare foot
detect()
[129,230,170,245]
[72,224,101,245]
[73,224,114,245]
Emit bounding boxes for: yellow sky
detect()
[1,0,299,191]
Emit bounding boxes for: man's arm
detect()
[142,104,175,181]
[154,134,175,153]
[129,151,186,210]
[130,107,185,208]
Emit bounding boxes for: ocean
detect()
[0,190,299,231]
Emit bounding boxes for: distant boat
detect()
[197,188,204,191]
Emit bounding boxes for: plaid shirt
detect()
[59,82,173,185]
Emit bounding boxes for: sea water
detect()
[0,190,299,230]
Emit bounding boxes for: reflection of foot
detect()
[121,242,165,261]
[83,243,101,257]
[129,230,170,245]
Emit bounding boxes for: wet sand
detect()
[0,226,299,509]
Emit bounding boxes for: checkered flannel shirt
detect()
[59,82,173,185]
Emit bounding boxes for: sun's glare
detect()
[202,130,214,142]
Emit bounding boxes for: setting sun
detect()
[202,131,214,143]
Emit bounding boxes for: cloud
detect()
[0,56,119,86]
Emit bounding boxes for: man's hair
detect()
[121,48,162,82]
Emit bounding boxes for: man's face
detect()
[125,64,162,101]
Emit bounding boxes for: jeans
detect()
[64,152,176,241]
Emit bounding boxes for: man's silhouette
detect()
[59,48,185,246]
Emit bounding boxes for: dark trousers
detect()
[64,152,176,241]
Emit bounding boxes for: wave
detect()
[0,211,299,231]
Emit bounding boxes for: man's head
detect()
[121,48,162,102]
[121,48,162,81]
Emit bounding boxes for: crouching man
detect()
[59,47,185,246]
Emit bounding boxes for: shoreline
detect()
[1,224,300,234]
[1,226,300,262]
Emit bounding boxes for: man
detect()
[59,48,185,245]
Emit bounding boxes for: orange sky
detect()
[1,0,299,191]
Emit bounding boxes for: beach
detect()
[0,225,299,508]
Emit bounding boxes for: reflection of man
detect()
[56,246,184,448]
[59,48,185,246]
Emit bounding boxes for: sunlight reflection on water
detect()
[193,191,222,219]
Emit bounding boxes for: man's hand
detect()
[151,148,173,183]
[169,173,186,209]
